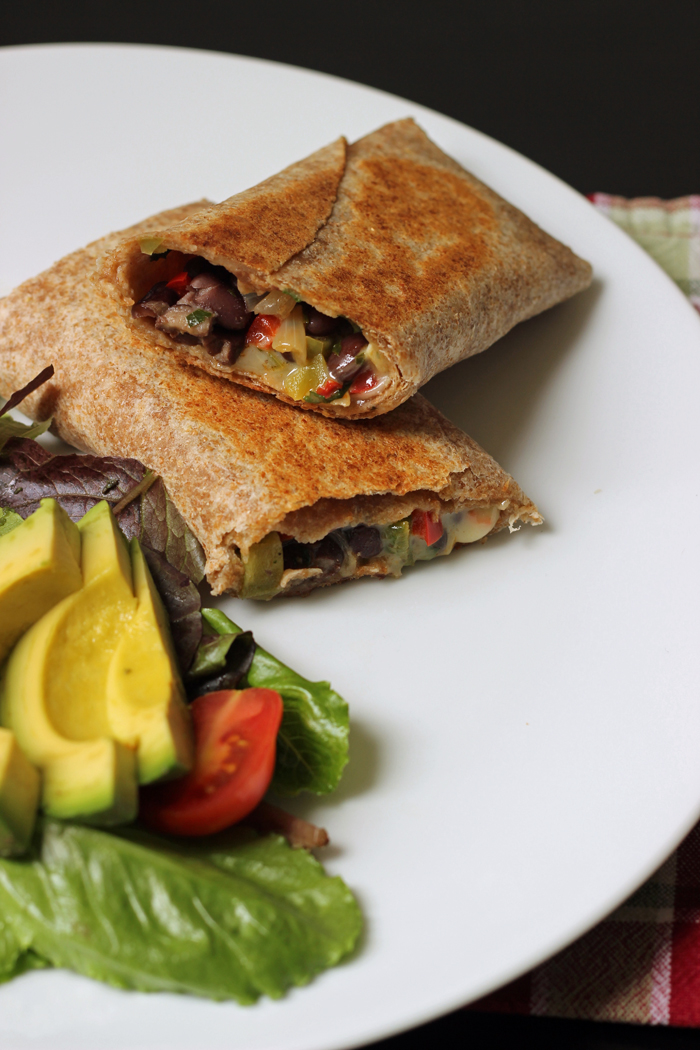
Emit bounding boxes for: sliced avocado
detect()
[106,540,193,785]
[0,501,138,825]
[0,728,40,855]
[240,532,284,600]
[0,498,82,664]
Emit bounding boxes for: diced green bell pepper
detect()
[380,518,412,565]
[240,533,284,600]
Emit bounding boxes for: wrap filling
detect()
[132,250,390,409]
[240,506,501,599]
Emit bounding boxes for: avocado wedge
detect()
[0,728,40,855]
[106,540,193,784]
[0,498,82,664]
[0,501,138,825]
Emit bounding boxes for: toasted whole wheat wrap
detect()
[101,119,591,418]
[0,204,542,599]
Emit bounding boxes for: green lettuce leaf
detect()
[0,913,29,980]
[0,508,22,537]
[202,609,349,796]
[0,911,46,984]
[0,416,51,454]
[0,820,361,1003]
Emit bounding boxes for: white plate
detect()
[1,42,699,1050]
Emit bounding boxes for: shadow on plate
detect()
[424,278,603,464]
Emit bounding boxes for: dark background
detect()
[3,1,700,1047]
[3,0,700,198]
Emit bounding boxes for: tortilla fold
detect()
[101,118,592,418]
[0,205,542,599]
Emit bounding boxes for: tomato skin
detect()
[246,315,281,349]
[411,509,444,546]
[140,688,283,837]
[165,271,190,296]
[349,368,377,395]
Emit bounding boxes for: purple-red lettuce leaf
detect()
[141,548,202,675]
[139,478,206,584]
[0,438,206,672]
[0,440,143,533]
[0,439,205,582]
[0,365,54,419]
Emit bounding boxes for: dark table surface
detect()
[3,2,700,1047]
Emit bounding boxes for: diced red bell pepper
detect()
[411,509,444,546]
[349,368,378,395]
[316,378,342,399]
[165,271,190,297]
[246,315,281,349]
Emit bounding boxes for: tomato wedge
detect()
[411,509,444,546]
[140,688,283,837]
[246,315,281,349]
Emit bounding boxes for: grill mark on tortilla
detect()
[285,156,496,329]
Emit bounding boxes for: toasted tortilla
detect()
[0,204,542,598]
[101,118,592,418]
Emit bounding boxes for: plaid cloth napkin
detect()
[591,194,700,314]
[471,194,700,1026]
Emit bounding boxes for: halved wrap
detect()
[0,204,542,599]
[100,118,592,418]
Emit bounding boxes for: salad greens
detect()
[202,609,349,796]
[0,439,206,584]
[0,417,51,455]
[0,508,22,538]
[0,820,361,1002]
[0,372,361,1002]
[188,630,256,696]
[141,546,203,675]
[0,364,55,455]
[139,478,206,585]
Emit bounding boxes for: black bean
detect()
[346,525,382,559]
[283,540,311,570]
[305,306,339,336]
[327,336,367,383]
[202,328,245,364]
[327,349,364,383]
[309,534,345,574]
[340,333,368,356]
[190,275,252,330]
[189,273,220,291]
[131,281,178,318]
[170,332,200,346]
